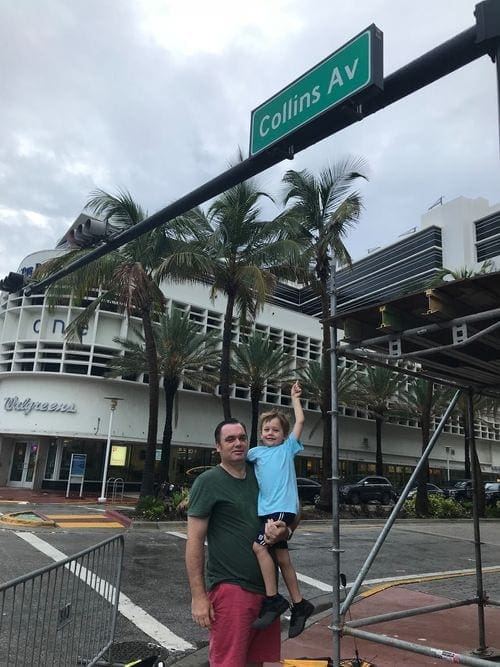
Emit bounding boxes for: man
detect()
[185,418,290,667]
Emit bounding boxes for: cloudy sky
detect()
[1,0,498,275]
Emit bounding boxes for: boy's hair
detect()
[259,409,290,437]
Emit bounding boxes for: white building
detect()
[1,196,499,492]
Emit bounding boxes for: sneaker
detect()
[288,599,315,638]
[252,594,290,629]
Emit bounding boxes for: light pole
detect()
[98,396,123,503]
[445,446,454,483]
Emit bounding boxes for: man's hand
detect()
[264,518,288,544]
[191,593,214,628]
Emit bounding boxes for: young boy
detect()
[247,381,315,638]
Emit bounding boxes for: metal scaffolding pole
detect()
[467,387,487,654]
[329,258,341,667]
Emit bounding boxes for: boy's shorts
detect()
[208,582,280,667]
[255,511,296,548]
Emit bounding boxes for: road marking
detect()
[14,532,194,652]
[45,513,125,528]
[357,565,500,599]
[295,565,500,594]
[166,529,500,594]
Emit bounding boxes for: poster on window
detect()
[110,445,127,466]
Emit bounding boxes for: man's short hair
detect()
[214,418,247,444]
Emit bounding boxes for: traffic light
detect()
[0,272,26,293]
[73,218,107,247]
[65,215,109,248]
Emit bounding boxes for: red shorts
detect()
[208,582,281,667]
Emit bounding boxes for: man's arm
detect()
[185,515,214,628]
[291,381,305,441]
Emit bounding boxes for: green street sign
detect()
[249,25,383,156]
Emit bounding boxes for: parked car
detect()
[485,482,500,506]
[407,482,445,498]
[447,479,473,501]
[340,476,397,505]
[297,477,322,505]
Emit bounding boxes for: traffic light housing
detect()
[0,272,26,293]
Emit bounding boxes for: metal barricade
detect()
[0,534,124,667]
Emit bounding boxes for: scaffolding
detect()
[328,271,500,664]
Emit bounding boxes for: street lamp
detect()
[445,446,455,483]
[98,396,123,503]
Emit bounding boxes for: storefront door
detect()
[8,441,39,488]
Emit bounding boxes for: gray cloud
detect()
[0,0,498,273]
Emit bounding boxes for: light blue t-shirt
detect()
[247,433,303,516]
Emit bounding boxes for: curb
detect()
[127,517,500,530]
[0,510,56,528]
[105,509,133,528]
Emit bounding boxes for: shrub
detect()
[135,495,168,521]
[403,495,470,519]
[168,488,190,518]
[485,502,500,519]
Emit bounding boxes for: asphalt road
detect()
[1,503,500,664]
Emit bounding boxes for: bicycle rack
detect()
[106,477,124,502]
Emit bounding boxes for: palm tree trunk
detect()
[465,402,485,517]
[140,308,160,498]
[416,384,432,516]
[375,416,383,475]
[249,389,261,448]
[220,290,236,420]
[461,407,471,478]
[159,379,178,482]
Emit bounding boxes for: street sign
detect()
[249,25,383,156]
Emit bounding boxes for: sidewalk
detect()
[0,486,137,505]
[174,587,500,666]
[264,586,500,666]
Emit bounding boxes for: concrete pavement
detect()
[3,487,500,665]
[172,585,500,666]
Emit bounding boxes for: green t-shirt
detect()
[187,464,265,594]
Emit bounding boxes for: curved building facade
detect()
[1,195,499,492]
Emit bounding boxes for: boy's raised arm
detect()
[291,381,305,441]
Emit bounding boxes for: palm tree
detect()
[429,259,494,287]
[35,189,200,497]
[107,308,221,482]
[278,158,367,500]
[232,331,295,446]
[401,378,452,516]
[454,392,499,516]
[159,176,304,421]
[354,364,404,475]
[297,359,358,437]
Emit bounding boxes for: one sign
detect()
[110,445,127,466]
[66,453,86,498]
[70,453,86,477]
[249,25,383,156]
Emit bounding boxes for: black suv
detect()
[296,477,322,505]
[447,480,473,501]
[340,476,397,505]
[485,482,500,506]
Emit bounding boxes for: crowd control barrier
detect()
[0,534,124,666]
